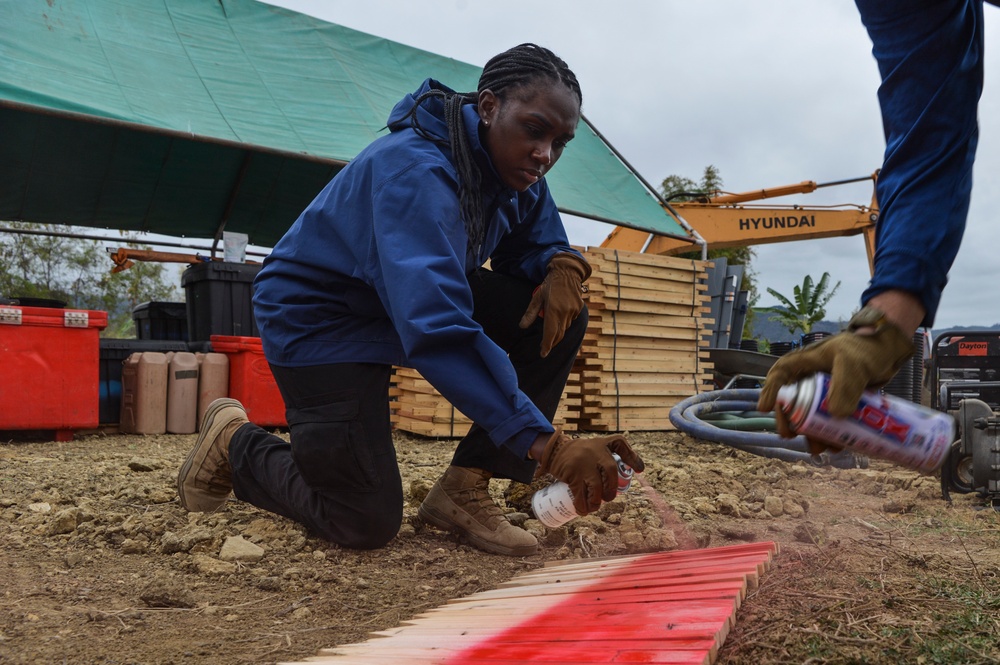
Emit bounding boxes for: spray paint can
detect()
[532,453,634,528]
[775,372,954,473]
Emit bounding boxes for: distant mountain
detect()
[748,308,1000,346]
[749,310,846,344]
[929,324,1000,338]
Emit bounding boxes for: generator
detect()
[928,330,1000,507]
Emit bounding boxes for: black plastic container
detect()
[99,338,190,424]
[769,341,796,357]
[133,301,188,341]
[181,262,261,342]
[802,331,832,346]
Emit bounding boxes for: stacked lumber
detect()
[568,247,714,431]
[390,366,578,438]
[390,247,714,437]
[289,541,779,664]
[390,367,472,438]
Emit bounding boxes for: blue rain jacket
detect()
[856,0,984,326]
[253,79,581,456]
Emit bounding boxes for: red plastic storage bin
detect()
[209,335,286,427]
[0,306,108,439]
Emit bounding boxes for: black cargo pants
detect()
[228,268,587,549]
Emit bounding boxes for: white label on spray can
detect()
[531,453,634,528]
[531,481,579,528]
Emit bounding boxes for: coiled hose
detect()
[668,388,863,468]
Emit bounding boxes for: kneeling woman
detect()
[178,43,643,557]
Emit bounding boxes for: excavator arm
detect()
[602,173,880,274]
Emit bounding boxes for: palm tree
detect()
[759,272,840,336]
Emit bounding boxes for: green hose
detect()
[701,411,777,431]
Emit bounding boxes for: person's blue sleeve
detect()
[855,0,984,327]
[367,162,552,456]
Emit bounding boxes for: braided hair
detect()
[403,44,582,257]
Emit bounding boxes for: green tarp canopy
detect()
[0,0,692,249]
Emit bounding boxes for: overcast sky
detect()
[263,0,1000,330]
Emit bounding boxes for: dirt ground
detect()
[1,426,998,665]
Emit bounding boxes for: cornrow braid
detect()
[402,44,581,258]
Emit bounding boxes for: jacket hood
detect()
[386,78,456,141]
[386,78,509,197]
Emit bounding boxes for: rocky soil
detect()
[1,428,998,664]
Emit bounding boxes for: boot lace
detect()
[454,480,506,530]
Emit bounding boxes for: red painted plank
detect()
[298,543,777,665]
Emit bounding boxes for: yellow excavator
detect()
[600,172,880,274]
[602,171,881,388]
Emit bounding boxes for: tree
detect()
[759,272,840,336]
[0,222,182,337]
[661,164,724,203]
[661,166,760,338]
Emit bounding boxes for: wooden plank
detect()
[578,370,710,384]
[505,547,775,583]
[577,418,676,431]
[577,402,684,417]
[311,646,713,665]
[580,378,714,392]
[578,394,681,409]
[586,245,712,272]
[589,295,711,317]
[587,323,705,342]
[312,645,715,665]
[588,310,712,326]
[391,403,467,418]
[588,311,705,329]
[578,357,705,374]
[388,382,438,396]
[532,542,776,572]
[368,620,731,640]
[589,271,709,295]
[587,328,703,345]
[595,284,705,307]
[579,383,701,397]
[582,346,707,362]
[429,585,747,612]
[391,417,471,438]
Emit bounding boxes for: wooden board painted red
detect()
[292,541,778,664]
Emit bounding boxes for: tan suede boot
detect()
[177,398,248,513]
[418,466,538,557]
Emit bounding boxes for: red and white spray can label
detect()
[532,453,634,528]
[776,372,954,473]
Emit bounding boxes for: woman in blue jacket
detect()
[177,43,644,557]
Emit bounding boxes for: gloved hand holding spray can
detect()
[759,306,954,473]
[532,453,635,528]
[775,372,954,473]
[528,430,643,527]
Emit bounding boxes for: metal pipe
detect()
[212,152,255,258]
[579,114,702,253]
[0,225,269,257]
[0,99,348,168]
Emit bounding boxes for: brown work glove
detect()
[519,252,592,358]
[536,429,645,516]
[757,306,915,453]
